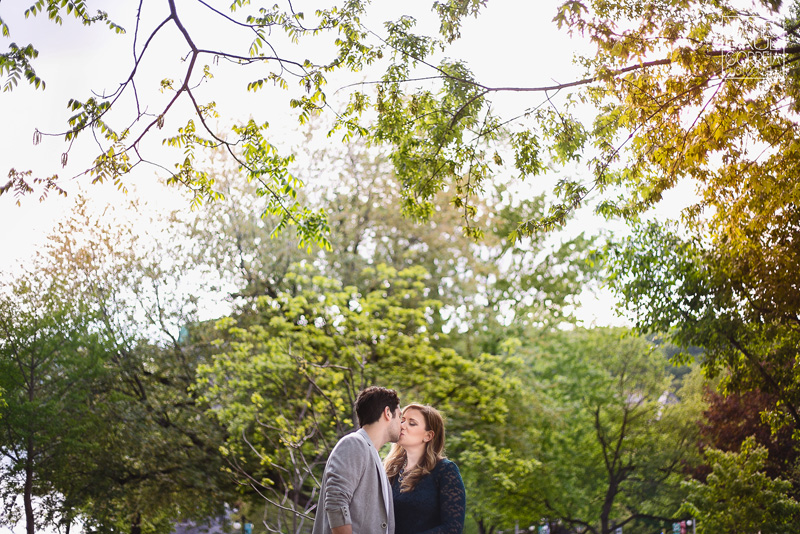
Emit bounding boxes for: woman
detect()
[384,404,466,534]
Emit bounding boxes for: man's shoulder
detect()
[330,430,369,456]
[324,430,374,483]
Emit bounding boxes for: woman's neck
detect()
[405,447,424,469]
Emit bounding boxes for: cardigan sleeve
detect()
[322,435,369,528]
[419,459,466,534]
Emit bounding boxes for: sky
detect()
[0,0,641,326]
[0,0,599,263]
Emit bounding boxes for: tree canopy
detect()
[680,437,800,534]
[3,0,797,240]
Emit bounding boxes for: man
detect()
[313,386,401,534]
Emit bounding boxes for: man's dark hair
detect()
[355,386,400,426]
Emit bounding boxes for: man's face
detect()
[387,406,402,443]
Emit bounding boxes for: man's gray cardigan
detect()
[312,429,394,534]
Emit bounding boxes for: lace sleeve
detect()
[419,459,466,534]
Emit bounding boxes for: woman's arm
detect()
[418,460,466,534]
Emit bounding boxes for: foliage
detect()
[2,0,344,246]
[340,0,800,237]
[700,387,800,489]
[0,271,108,534]
[1,195,236,534]
[605,221,800,439]
[680,437,800,534]
[523,328,704,534]
[184,134,598,346]
[196,262,523,532]
[7,0,798,241]
[457,428,543,534]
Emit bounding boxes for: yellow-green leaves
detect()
[0,42,43,91]
[433,0,487,43]
[195,261,521,524]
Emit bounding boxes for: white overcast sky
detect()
[0,0,594,261]
[0,0,680,342]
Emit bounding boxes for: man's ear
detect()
[384,406,392,420]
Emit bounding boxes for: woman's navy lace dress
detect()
[391,458,466,534]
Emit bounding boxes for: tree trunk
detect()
[600,479,618,534]
[476,518,495,534]
[131,512,142,534]
[25,439,35,534]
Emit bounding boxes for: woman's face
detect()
[398,408,432,449]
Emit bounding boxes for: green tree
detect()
[680,437,800,534]
[0,270,108,534]
[0,195,237,534]
[457,427,543,534]
[525,328,704,534]
[58,202,235,534]
[196,262,522,532]
[606,222,800,441]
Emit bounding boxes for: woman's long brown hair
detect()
[384,404,446,492]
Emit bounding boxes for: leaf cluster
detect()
[680,437,800,534]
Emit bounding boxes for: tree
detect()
[457,428,543,534]
[53,200,237,534]
[605,221,800,443]
[700,387,800,490]
[680,437,800,534]
[0,269,109,534]
[0,195,237,534]
[195,262,523,532]
[548,2,800,488]
[598,0,800,465]
[7,5,794,433]
[523,328,704,534]
[1,0,358,247]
